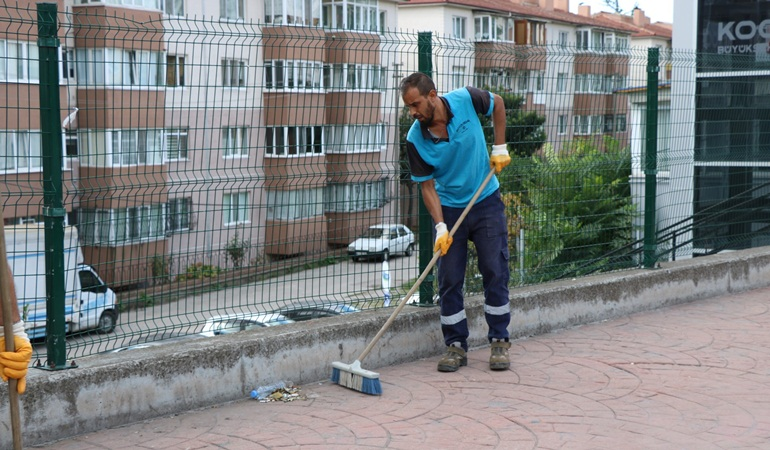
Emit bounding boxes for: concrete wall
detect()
[5,246,770,447]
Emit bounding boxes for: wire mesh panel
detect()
[0,1,758,362]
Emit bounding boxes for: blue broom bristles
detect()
[330,360,382,395]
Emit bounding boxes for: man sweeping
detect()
[400,72,512,372]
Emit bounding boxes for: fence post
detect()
[37,3,69,370]
[416,31,435,306]
[643,47,659,269]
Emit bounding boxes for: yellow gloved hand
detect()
[490,144,511,174]
[0,328,33,394]
[433,222,453,256]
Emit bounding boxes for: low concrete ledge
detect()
[4,247,770,447]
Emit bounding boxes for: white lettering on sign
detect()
[718,20,770,42]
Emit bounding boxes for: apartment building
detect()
[674,0,770,255]
[397,0,637,153]
[0,0,402,287]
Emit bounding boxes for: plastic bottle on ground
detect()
[250,381,287,400]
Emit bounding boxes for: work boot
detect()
[489,340,511,370]
[437,345,467,372]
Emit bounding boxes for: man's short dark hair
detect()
[399,72,436,98]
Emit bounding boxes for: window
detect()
[222,59,246,87]
[590,115,603,134]
[616,114,627,132]
[556,73,567,93]
[576,29,589,51]
[557,115,567,135]
[264,60,323,90]
[78,129,163,167]
[474,15,514,42]
[61,48,75,81]
[517,71,529,92]
[591,74,604,93]
[165,0,184,15]
[324,63,384,91]
[64,130,77,169]
[266,188,323,220]
[166,55,185,87]
[535,71,544,92]
[79,205,165,246]
[559,31,568,48]
[75,48,164,86]
[452,16,466,40]
[266,126,323,156]
[265,0,321,26]
[167,197,192,232]
[165,128,188,160]
[221,0,244,20]
[529,21,545,45]
[574,116,589,135]
[222,127,248,157]
[324,124,384,153]
[322,0,379,32]
[223,192,250,225]
[475,69,514,92]
[0,130,42,172]
[603,114,614,133]
[451,66,465,90]
[325,180,387,212]
[0,40,39,83]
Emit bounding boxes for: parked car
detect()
[200,313,295,337]
[348,223,415,261]
[276,301,361,322]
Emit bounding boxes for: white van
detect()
[6,225,118,340]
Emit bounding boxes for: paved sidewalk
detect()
[34,287,770,449]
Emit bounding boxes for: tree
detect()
[478,90,546,158]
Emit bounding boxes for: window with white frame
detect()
[613,75,626,91]
[535,71,544,91]
[452,16,466,40]
[266,126,323,156]
[451,66,465,90]
[556,73,567,93]
[78,129,164,166]
[0,40,39,83]
[324,63,384,91]
[616,114,627,132]
[60,48,75,82]
[0,130,42,172]
[266,0,321,25]
[557,115,567,135]
[474,15,514,42]
[166,55,185,87]
[324,124,384,153]
[322,0,379,32]
[164,0,184,15]
[591,74,604,93]
[167,197,192,232]
[475,69,514,92]
[603,114,614,133]
[75,48,164,86]
[221,0,244,20]
[222,59,246,87]
[529,21,546,45]
[590,115,603,134]
[325,180,386,212]
[264,60,323,90]
[165,128,188,160]
[574,74,589,93]
[558,31,568,48]
[223,192,250,225]
[517,71,530,92]
[266,188,323,220]
[222,127,248,157]
[574,116,590,135]
[79,204,165,246]
[576,29,589,51]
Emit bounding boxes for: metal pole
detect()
[416,32,435,306]
[643,47,659,269]
[37,3,68,369]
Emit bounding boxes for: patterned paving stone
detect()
[33,287,770,449]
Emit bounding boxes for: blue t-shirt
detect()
[406,86,500,208]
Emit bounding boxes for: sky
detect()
[569,0,674,24]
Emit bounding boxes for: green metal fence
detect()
[2,2,766,365]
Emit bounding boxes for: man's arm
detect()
[420,179,443,225]
[492,93,506,146]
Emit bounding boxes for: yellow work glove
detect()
[433,222,453,256]
[490,144,511,174]
[0,321,32,394]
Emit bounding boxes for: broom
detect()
[0,202,24,449]
[331,167,497,395]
